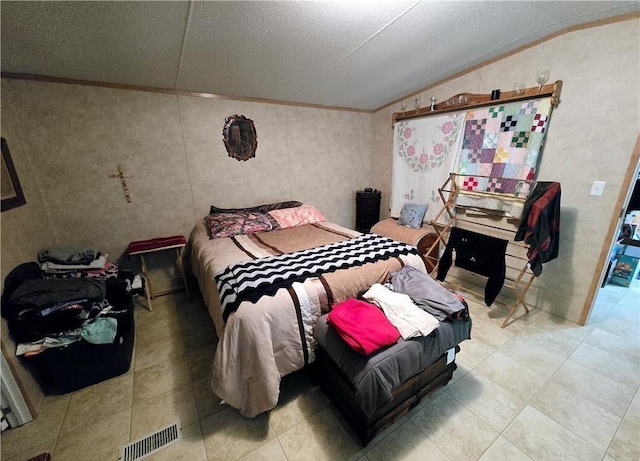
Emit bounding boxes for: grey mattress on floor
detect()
[313,314,472,417]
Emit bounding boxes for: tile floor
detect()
[1,278,638,461]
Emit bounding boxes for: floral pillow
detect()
[268,204,326,229]
[206,211,273,239]
[397,203,428,229]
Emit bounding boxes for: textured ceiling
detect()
[1,1,638,111]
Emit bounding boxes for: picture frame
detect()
[1,137,27,212]
[222,114,258,161]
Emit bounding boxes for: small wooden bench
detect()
[127,235,189,311]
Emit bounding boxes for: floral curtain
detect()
[391,112,465,224]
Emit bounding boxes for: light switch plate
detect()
[590,181,606,196]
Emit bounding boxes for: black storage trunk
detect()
[23,302,134,394]
[13,275,136,394]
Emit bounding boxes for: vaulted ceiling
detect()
[1,1,638,111]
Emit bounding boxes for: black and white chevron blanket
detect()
[216,233,417,321]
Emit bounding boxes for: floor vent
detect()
[119,421,182,461]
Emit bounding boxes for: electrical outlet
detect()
[590,181,606,196]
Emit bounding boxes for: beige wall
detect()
[372,18,640,324]
[0,80,372,409]
[1,80,373,264]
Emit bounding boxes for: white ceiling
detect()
[1,1,638,111]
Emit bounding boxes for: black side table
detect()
[356,190,381,233]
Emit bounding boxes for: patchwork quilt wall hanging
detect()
[456,97,553,199]
[391,112,465,224]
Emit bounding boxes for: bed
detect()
[190,202,472,420]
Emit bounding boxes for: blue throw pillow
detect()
[398,203,428,229]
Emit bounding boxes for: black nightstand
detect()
[355,190,381,233]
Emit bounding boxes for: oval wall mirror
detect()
[222,115,258,161]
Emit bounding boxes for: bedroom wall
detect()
[0,79,372,266]
[0,80,372,410]
[372,17,640,324]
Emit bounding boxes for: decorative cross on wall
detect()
[108,164,134,203]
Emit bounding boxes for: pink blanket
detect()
[327,298,399,355]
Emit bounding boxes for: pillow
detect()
[206,211,272,239]
[268,204,326,229]
[210,201,302,215]
[397,203,428,229]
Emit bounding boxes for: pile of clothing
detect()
[2,261,135,358]
[326,266,469,356]
[38,247,118,279]
[37,245,144,297]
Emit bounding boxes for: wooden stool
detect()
[127,235,190,311]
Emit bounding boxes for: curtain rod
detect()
[392,80,562,127]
